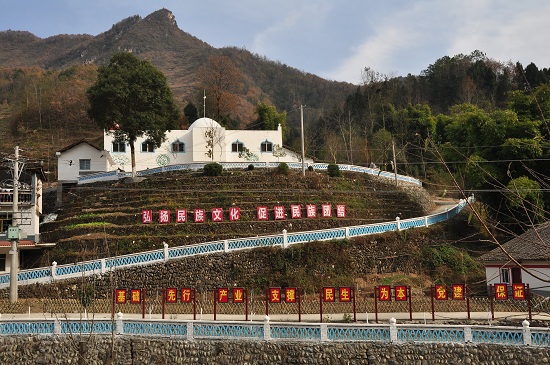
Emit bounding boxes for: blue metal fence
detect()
[0,197,472,289]
[78,162,422,186]
[0,318,546,347]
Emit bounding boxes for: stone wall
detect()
[0,335,547,365]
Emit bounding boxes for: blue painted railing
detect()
[0,317,546,347]
[78,162,422,186]
[0,197,472,289]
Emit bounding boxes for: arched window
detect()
[172,141,185,153]
[112,141,126,153]
[141,140,155,153]
[260,140,273,153]
[231,141,244,153]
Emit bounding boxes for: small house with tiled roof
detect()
[56,139,111,184]
[478,221,550,295]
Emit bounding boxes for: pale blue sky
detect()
[1,1,549,84]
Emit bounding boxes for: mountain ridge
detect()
[0,8,354,122]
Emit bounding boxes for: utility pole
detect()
[8,146,23,303]
[300,105,306,176]
[392,140,398,187]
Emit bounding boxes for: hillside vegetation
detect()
[38,168,433,266]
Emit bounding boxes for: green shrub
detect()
[203,162,223,176]
[327,163,341,177]
[308,165,314,171]
[247,164,255,171]
[275,162,289,175]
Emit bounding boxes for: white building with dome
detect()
[56,118,309,183]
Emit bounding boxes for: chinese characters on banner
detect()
[269,287,281,303]
[181,288,193,303]
[115,289,127,304]
[217,288,229,303]
[216,288,246,304]
[452,284,465,300]
[494,284,508,300]
[323,287,335,302]
[285,288,297,303]
[165,288,178,303]
[394,285,408,301]
[512,283,525,300]
[321,287,354,302]
[435,285,447,300]
[378,285,391,301]
[141,204,346,223]
[233,288,245,303]
[115,289,143,304]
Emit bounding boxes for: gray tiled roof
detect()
[478,221,550,262]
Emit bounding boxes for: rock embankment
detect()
[0,336,546,364]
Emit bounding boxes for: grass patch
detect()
[62,222,115,230]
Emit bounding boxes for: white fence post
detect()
[395,217,401,231]
[116,312,124,334]
[101,259,106,274]
[282,230,288,249]
[53,318,61,334]
[464,326,472,343]
[51,261,57,281]
[163,242,169,262]
[187,321,194,341]
[389,318,398,343]
[320,323,328,341]
[424,216,428,227]
[345,227,350,239]
[224,240,229,253]
[263,315,271,340]
[522,320,532,346]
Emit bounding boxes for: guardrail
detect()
[77,162,422,186]
[0,316,547,346]
[0,197,472,289]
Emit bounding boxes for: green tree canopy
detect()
[252,102,287,132]
[87,52,180,176]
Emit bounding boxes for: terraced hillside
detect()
[39,168,433,265]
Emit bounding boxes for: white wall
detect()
[57,144,109,182]
[104,125,308,171]
[485,263,550,293]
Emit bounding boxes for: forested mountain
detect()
[0,8,549,236]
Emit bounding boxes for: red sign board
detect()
[339,287,351,302]
[176,209,187,223]
[452,284,465,300]
[115,289,127,304]
[217,288,229,303]
[323,287,335,302]
[257,206,268,220]
[233,288,245,303]
[285,288,297,303]
[394,285,407,301]
[166,288,177,303]
[181,288,192,303]
[269,288,281,303]
[229,207,240,221]
[435,285,447,300]
[512,283,526,300]
[378,285,391,301]
[494,284,508,300]
[194,208,205,223]
[130,289,142,304]
[211,208,223,222]
[158,209,170,223]
[142,210,153,224]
